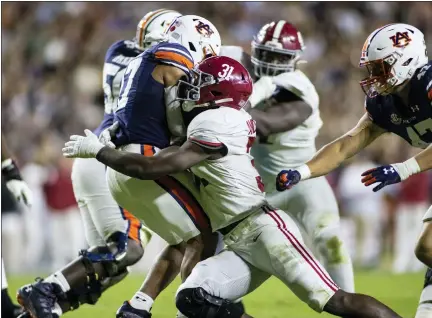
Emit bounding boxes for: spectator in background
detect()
[44,156,85,270]
[392,172,429,274]
[337,153,387,269]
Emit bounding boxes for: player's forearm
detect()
[96,147,156,179]
[250,101,312,137]
[303,137,350,178]
[96,146,186,180]
[415,144,432,172]
[392,145,432,181]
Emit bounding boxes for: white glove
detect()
[6,180,33,207]
[1,158,33,207]
[249,76,277,108]
[62,129,105,159]
[98,121,119,148]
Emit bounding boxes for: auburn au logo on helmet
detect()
[195,21,214,37]
[389,32,412,48]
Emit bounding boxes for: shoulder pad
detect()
[151,42,194,74]
[105,40,142,65]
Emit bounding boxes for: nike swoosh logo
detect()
[135,297,146,302]
[253,232,262,242]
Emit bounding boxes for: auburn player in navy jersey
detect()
[276,23,432,318]
[16,9,182,318]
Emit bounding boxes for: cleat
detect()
[17,279,60,318]
[116,301,152,318]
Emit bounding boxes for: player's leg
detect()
[226,206,400,317]
[175,249,269,317]
[414,206,432,318]
[415,206,432,267]
[2,259,24,317]
[108,158,216,317]
[415,268,432,318]
[17,159,145,317]
[267,177,354,292]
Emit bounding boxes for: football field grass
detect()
[8,271,422,317]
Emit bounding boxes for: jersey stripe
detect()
[189,137,224,149]
[157,46,193,61]
[155,50,194,70]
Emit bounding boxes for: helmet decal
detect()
[195,20,215,38]
[389,32,412,48]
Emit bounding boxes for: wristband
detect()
[1,158,22,181]
[297,164,311,181]
[392,157,421,181]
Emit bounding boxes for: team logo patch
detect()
[389,32,412,48]
[390,113,402,125]
[195,21,214,38]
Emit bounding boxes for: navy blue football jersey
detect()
[365,61,432,148]
[93,40,142,137]
[113,42,194,148]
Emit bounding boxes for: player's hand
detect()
[361,165,401,192]
[62,129,105,159]
[6,180,33,207]
[1,159,33,207]
[276,169,301,192]
[99,121,119,148]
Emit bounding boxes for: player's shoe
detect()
[17,278,62,318]
[116,301,152,318]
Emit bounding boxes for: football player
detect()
[220,20,354,292]
[16,9,181,318]
[1,133,31,317]
[106,14,223,318]
[63,55,401,318]
[275,23,432,318]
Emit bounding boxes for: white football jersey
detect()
[187,107,267,231]
[221,45,323,190]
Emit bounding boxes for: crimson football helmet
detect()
[178,56,253,111]
[251,20,305,77]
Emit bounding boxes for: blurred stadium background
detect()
[2,2,432,317]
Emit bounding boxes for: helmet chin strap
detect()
[182,98,233,112]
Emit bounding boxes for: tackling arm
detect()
[414,144,432,173]
[304,113,386,179]
[249,99,312,137]
[96,141,210,180]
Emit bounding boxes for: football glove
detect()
[98,121,119,148]
[1,158,33,207]
[276,169,301,192]
[62,129,105,159]
[361,165,401,192]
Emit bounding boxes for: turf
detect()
[7,271,422,317]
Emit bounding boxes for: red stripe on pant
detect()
[265,209,339,292]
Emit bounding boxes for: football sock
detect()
[45,271,71,293]
[416,284,432,318]
[129,291,154,312]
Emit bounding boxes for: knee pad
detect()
[176,288,244,318]
[107,232,144,268]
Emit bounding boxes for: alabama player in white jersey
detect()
[64,56,401,318]
[220,20,354,292]
[16,9,182,318]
